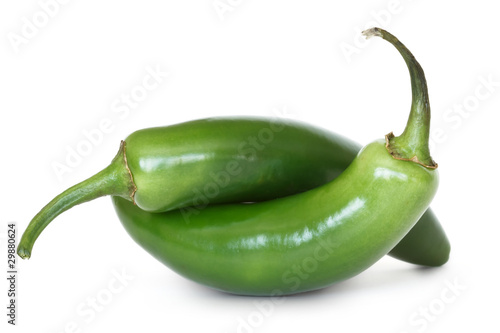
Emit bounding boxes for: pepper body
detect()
[125,117,449,266]
[389,209,449,266]
[124,117,359,212]
[113,140,439,295]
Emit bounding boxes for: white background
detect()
[1,1,499,332]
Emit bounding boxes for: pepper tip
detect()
[17,246,31,260]
[362,27,382,39]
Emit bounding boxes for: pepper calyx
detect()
[385,132,438,169]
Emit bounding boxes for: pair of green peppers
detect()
[18,28,448,296]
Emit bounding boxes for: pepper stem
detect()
[17,141,136,259]
[362,27,437,168]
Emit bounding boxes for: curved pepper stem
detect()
[362,27,437,169]
[17,141,136,259]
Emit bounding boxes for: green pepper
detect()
[18,28,447,272]
[17,120,449,267]
[18,117,449,268]
[111,28,440,295]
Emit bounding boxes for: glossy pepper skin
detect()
[18,28,447,277]
[389,209,449,266]
[112,140,438,295]
[126,118,449,266]
[125,119,448,267]
[17,116,449,265]
[109,27,442,295]
[124,117,359,212]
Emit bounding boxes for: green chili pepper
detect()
[110,27,440,295]
[18,28,447,273]
[17,116,448,267]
